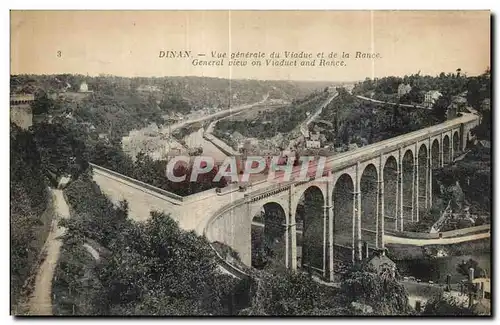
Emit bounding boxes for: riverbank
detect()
[396,252,490,284]
[388,237,490,290]
[387,236,490,261]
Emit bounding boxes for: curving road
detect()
[356,95,428,109]
[299,91,338,137]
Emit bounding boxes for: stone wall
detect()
[10,105,32,130]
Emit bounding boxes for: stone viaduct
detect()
[92,113,479,281]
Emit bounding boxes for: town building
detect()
[305,140,321,149]
[397,83,412,97]
[424,90,442,108]
[310,131,321,141]
[136,85,160,93]
[79,81,94,93]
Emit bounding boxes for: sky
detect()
[10,10,491,82]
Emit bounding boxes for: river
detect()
[396,253,491,284]
[183,128,227,163]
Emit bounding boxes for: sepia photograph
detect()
[9,9,492,317]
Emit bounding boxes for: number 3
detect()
[57,51,62,57]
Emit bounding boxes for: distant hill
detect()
[10,74,335,108]
[10,74,335,139]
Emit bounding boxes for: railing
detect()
[245,180,294,201]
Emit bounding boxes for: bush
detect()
[422,292,475,315]
[339,264,412,315]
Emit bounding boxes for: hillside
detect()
[10,124,50,308]
[317,89,437,149]
[213,91,331,147]
[11,74,332,140]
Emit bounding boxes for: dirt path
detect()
[26,189,69,315]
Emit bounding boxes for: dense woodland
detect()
[352,70,487,101]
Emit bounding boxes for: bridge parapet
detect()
[203,197,250,278]
[245,181,293,203]
[90,163,185,204]
[10,94,35,105]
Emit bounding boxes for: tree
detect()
[31,91,59,115]
[422,292,475,315]
[31,122,89,183]
[240,271,346,316]
[338,263,412,315]
[95,211,245,315]
[471,105,491,141]
[432,96,451,122]
[456,258,486,279]
[159,94,192,114]
[58,176,248,316]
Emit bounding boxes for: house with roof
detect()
[424,90,442,108]
[79,81,94,93]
